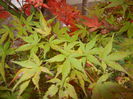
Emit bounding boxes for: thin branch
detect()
[82,0,88,15]
[6,0,20,11]
[0,0,26,18]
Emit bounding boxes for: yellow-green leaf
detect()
[43,85,58,99]
[70,58,84,72]
[18,80,30,96]
[66,83,78,99]
[87,55,100,65]
[12,68,36,92]
[107,52,130,61]
[13,60,37,68]
[0,32,8,44]
[32,72,41,90]
[76,71,87,96]
[86,36,97,51]
[16,44,34,52]
[47,54,65,63]
[101,61,107,71]
[106,61,126,73]
[102,36,113,58]
[97,73,112,84]
[41,67,53,75]
[62,60,71,81]
[0,62,5,82]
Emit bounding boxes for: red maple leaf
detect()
[47,0,103,34]
[0,6,10,19]
[22,4,31,16]
[26,0,49,8]
[80,16,102,30]
[47,0,80,26]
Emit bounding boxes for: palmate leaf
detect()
[59,89,68,99]
[55,65,63,78]
[83,37,101,66]
[32,72,41,90]
[102,35,114,59]
[35,12,51,36]
[118,22,130,35]
[15,44,34,52]
[106,61,126,73]
[83,36,101,57]
[0,42,14,82]
[76,71,87,96]
[22,33,40,44]
[12,66,52,96]
[35,28,51,36]
[86,47,101,55]
[52,22,74,41]
[18,80,30,96]
[64,33,78,42]
[16,33,40,52]
[97,73,112,84]
[101,61,107,72]
[106,51,130,61]
[51,39,66,45]
[26,13,34,22]
[12,51,52,95]
[0,25,14,44]
[41,43,50,58]
[12,68,36,92]
[64,42,79,51]
[47,54,65,63]
[13,53,42,68]
[102,49,129,73]
[9,68,26,86]
[62,60,71,82]
[70,58,84,72]
[52,22,78,42]
[66,83,78,99]
[0,32,8,44]
[30,52,42,66]
[13,60,38,68]
[97,35,128,72]
[53,21,60,34]
[32,66,52,91]
[47,78,61,84]
[43,85,58,99]
[85,36,97,51]
[87,55,100,66]
[41,67,53,75]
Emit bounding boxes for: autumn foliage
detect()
[0,0,103,33]
[0,0,133,99]
[0,6,10,19]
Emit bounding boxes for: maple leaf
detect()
[22,4,31,16]
[0,6,10,19]
[81,16,102,30]
[47,0,80,26]
[26,0,49,8]
[46,0,103,34]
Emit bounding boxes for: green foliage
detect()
[0,2,133,98]
[0,42,15,81]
